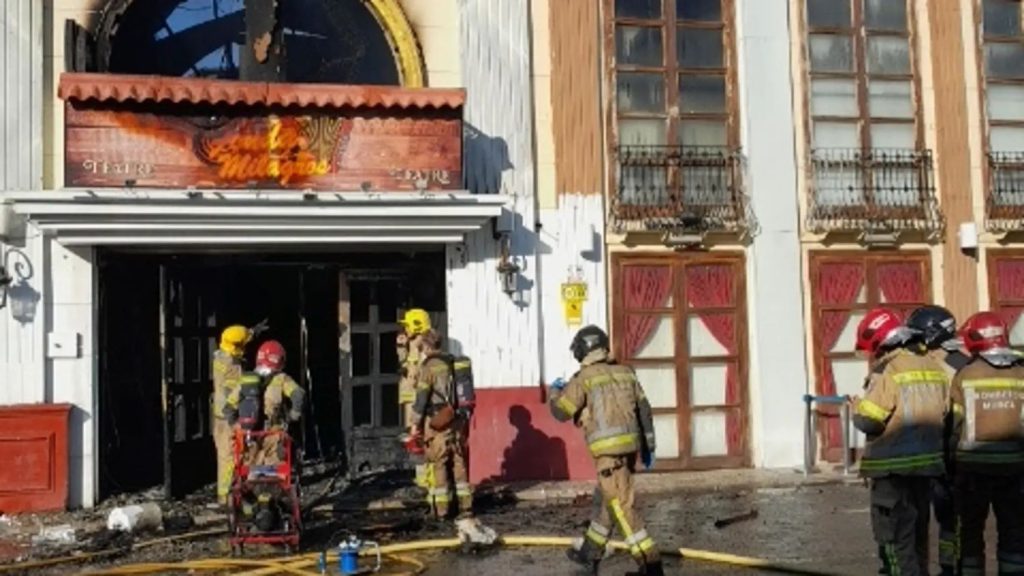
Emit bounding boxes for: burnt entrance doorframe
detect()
[339,269,447,474]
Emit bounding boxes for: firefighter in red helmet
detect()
[949,312,1024,576]
[224,340,305,465]
[848,308,952,575]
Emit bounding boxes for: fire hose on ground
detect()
[0,531,853,576]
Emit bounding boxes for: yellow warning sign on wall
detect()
[561,281,588,326]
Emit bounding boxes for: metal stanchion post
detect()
[839,400,852,476]
[802,394,814,476]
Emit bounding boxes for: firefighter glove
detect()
[551,377,567,391]
[642,450,655,470]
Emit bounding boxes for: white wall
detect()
[736,0,809,468]
[447,0,540,389]
[537,194,608,383]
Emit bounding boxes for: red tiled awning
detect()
[58,73,465,110]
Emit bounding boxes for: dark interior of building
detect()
[97,248,445,500]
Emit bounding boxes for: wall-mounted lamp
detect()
[7,280,40,323]
[0,265,12,309]
[0,250,40,323]
[496,233,520,296]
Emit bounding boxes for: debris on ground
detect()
[713,509,759,529]
[30,524,76,546]
[107,503,162,534]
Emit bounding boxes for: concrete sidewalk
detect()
[497,466,863,502]
[352,466,864,510]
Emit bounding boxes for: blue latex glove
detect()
[550,377,567,391]
[641,451,655,470]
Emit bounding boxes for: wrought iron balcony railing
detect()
[986,151,1024,232]
[806,148,942,236]
[610,145,753,235]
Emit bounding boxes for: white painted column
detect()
[47,240,96,508]
[1,0,44,191]
[449,0,539,389]
[736,0,810,468]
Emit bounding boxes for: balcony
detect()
[610,145,753,237]
[986,152,1024,233]
[806,148,942,238]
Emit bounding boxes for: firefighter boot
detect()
[455,517,498,545]
[626,559,666,576]
[566,537,603,574]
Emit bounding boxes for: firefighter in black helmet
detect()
[549,325,663,576]
[904,305,968,576]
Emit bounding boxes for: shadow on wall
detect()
[463,123,514,195]
[68,404,91,508]
[486,404,568,484]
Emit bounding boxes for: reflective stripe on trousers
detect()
[585,521,609,547]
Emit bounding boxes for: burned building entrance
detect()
[97,249,445,499]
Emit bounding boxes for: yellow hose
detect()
[235,536,845,576]
[3,533,847,576]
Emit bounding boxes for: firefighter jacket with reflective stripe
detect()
[222,372,306,429]
[263,372,306,428]
[212,350,242,421]
[549,350,656,459]
[853,348,950,478]
[949,359,1024,475]
[411,356,452,428]
[398,334,426,404]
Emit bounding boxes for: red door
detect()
[808,251,932,462]
[987,250,1024,353]
[612,252,749,470]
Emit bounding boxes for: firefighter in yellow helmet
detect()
[398,308,431,488]
[410,329,497,545]
[212,322,264,504]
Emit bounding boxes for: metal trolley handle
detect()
[802,394,854,477]
[362,540,382,572]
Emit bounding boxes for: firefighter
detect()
[549,325,663,576]
[213,325,251,505]
[409,329,497,545]
[250,340,305,465]
[949,312,1024,576]
[905,305,970,576]
[398,308,431,488]
[848,308,951,576]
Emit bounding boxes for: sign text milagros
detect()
[201,117,330,185]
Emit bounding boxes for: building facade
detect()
[1,0,1021,510]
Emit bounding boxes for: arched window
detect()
[95,0,400,85]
